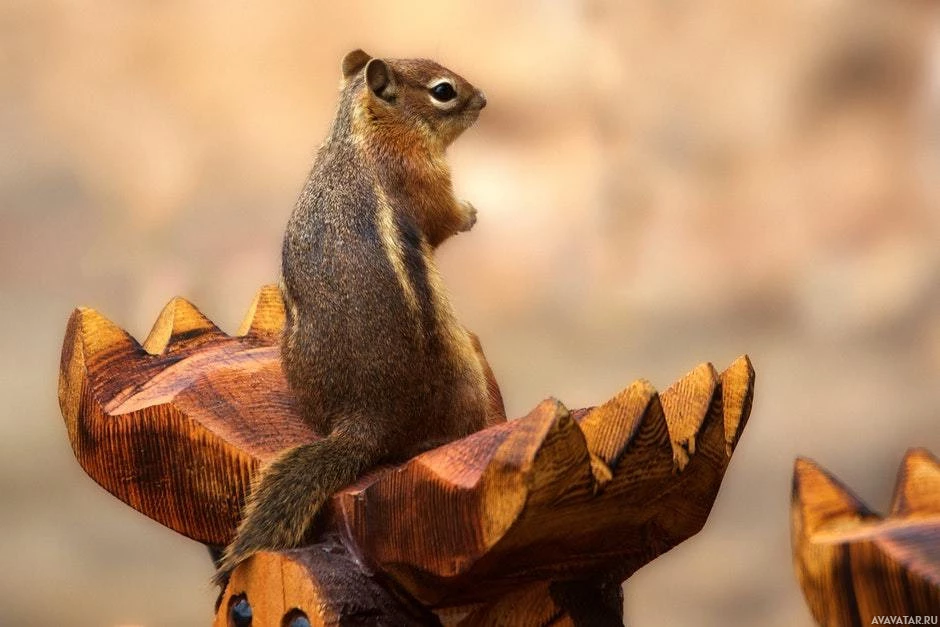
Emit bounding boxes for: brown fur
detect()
[214,50,501,583]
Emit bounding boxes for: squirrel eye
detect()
[430,82,457,102]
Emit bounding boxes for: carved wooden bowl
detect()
[59,286,755,625]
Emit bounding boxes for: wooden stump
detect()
[58,286,756,625]
[791,449,940,625]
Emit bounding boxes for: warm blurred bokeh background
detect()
[2,1,939,624]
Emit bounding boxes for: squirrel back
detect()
[281,49,491,449]
[215,50,501,581]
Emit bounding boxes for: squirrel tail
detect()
[212,434,376,586]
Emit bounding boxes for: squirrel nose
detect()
[476,91,487,109]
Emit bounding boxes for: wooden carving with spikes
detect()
[58,285,756,626]
[792,449,940,625]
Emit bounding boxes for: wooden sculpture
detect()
[791,449,940,625]
[58,285,755,626]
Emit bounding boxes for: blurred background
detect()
[2,1,939,624]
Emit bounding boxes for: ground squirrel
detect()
[214,50,505,581]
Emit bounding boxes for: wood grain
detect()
[214,537,435,627]
[792,449,940,625]
[59,288,755,617]
[59,285,313,545]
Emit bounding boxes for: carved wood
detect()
[212,536,438,627]
[58,286,755,624]
[791,449,940,625]
[59,286,307,544]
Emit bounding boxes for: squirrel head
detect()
[341,49,487,149]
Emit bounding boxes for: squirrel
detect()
[213,49,505,582]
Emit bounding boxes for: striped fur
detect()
[215,50,500,582]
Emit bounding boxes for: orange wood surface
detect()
[791,449,940,625]
[59,286,755,622]
[214,538,436,627]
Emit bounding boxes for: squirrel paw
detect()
[459,201,478,232]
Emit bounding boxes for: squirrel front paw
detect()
[459,201,478,232]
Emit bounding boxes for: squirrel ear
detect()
[341,49,371,80]
[365,59,396,102]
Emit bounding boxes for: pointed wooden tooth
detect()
[525,400,593,506]
[605,392,673,483]
[578,379,657,470]
[237,283,285,341]
[61,307,141,398]
[143,297,222,354]
[660,362,718,471]
[791,457,878,538]
[489,398,571,474]
[59,307,140,445]
[59,307,137,400]
[481,398,590,545]
[889,448,940,517]
[720,355,755,456]
[482,399,570,508]
[630,393,670,454]
[71,307,141,364]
